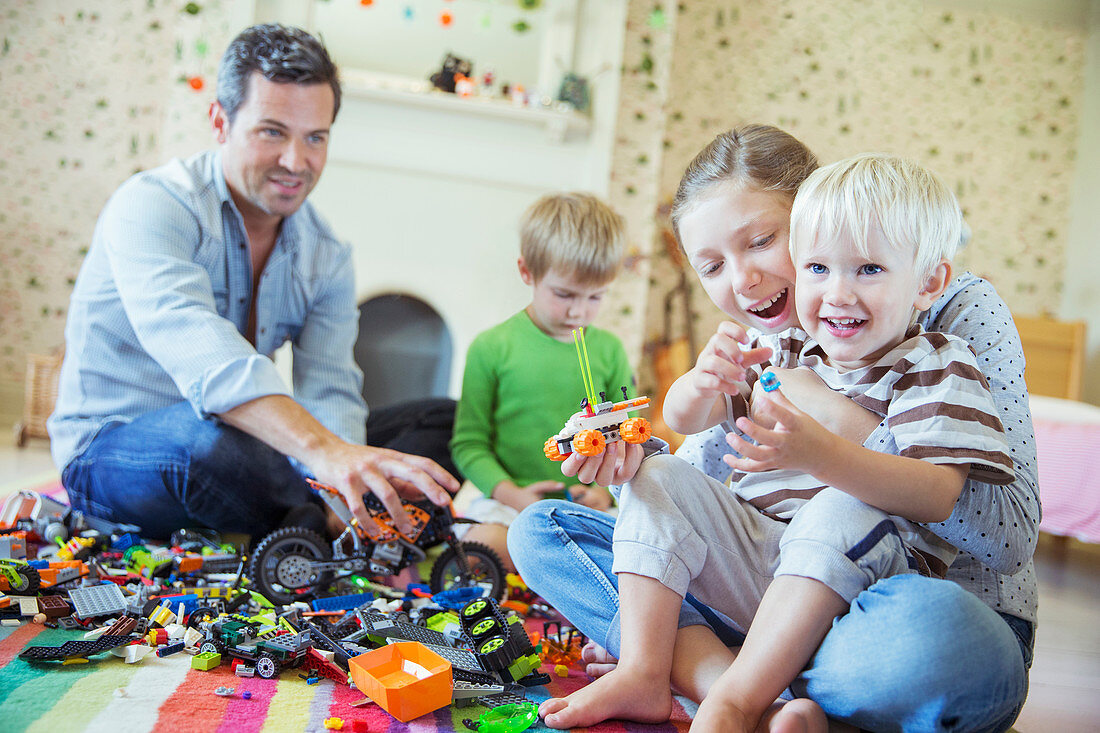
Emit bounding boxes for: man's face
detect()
[213,73,335,226]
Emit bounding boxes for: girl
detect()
[509,125,1038,732]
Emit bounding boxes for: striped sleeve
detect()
[885,333,1015,485]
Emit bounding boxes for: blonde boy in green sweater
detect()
[450,192,633,570]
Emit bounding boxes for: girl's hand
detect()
[560,440,644,487]
[722,387,840,475]
[689,321,772,399]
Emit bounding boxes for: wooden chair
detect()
[1013,315,1086,401]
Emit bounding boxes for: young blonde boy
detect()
[539,155,1016,732]
[450,192,633,570]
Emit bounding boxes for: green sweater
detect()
[450,311,634,497]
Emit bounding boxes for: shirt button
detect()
[239,243,246,250]
[238,298,245,304]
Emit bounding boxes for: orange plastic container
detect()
[348,642,453,722]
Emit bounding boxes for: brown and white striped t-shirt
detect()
[730,326,1015,521]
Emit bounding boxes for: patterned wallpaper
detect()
[0,0,1087,414]
[633,0,1085,394]
[0,0,235,387]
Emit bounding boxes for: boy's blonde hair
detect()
[790,153,963,279]
[520,192,626,286]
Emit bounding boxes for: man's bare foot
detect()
[539,665,673,729]
[580,640,618,678]
[759,699,828,733]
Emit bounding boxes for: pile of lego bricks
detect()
[0,489,697,732]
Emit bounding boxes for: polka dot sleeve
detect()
[918,274,1041,574]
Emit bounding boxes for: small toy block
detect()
[759,371,781,392]
[310,592,373,613]
[119,644,154,664]
[214,686,235,697]
[554,664,568,677]
[349,642,452,722]
[324,717,344,730]
[17,597,40,615]
[37,595,72,618]
[157,641,186,657]
[68,583,126,619]
[20,635,133,661]
[191,651,221,671]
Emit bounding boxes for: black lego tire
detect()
[199,639,224,656]
[459,598,496,631]
[248,526,332,605]
[12,565,40,594]
[468,616,503,642]
[429,541,506,601]
[255,652,282,679]
[475,633,514,672]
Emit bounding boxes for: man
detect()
[48,24,456,540]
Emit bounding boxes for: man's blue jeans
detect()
[509,501,1034,733]
[62,403,316,539]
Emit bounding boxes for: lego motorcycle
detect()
[249,480,505,605]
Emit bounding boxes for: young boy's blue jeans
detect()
[61,402,317,539]
[510,498,1034,733]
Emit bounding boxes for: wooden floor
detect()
[2,441,1098,731]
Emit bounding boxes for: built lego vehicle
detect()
[0,557,87,594]
[0,558,40,593]
[543,328,652,462]
[196,618,312,679]
[249,480,505,605]
[544,388,652,461]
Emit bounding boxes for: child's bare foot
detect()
[759,699,828,733]
[580,640,618,677]
[691,693,753,733]
[539,665,673,729]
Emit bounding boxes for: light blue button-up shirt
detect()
[49,149,367,471]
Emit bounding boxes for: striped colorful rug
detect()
[0,623,695,733]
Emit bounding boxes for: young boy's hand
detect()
[689,321,773,399]
[493,479,568,511]
[722,387,840,476]
[569,485,614,511]
[560,440,643,487]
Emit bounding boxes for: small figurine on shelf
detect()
[557,72,590,113]
[455,73,475,98]
[429,52,473,94]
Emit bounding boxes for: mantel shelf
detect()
[341,70,591,143]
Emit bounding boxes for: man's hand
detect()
[560,440,643,487]
[312,444,458,535]
[722,387,840,476]
[493,480,568,512]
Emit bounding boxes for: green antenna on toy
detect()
[572,327,597,408]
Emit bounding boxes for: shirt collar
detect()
[210,148,302,256]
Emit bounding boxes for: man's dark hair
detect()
[217,23,341,122]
